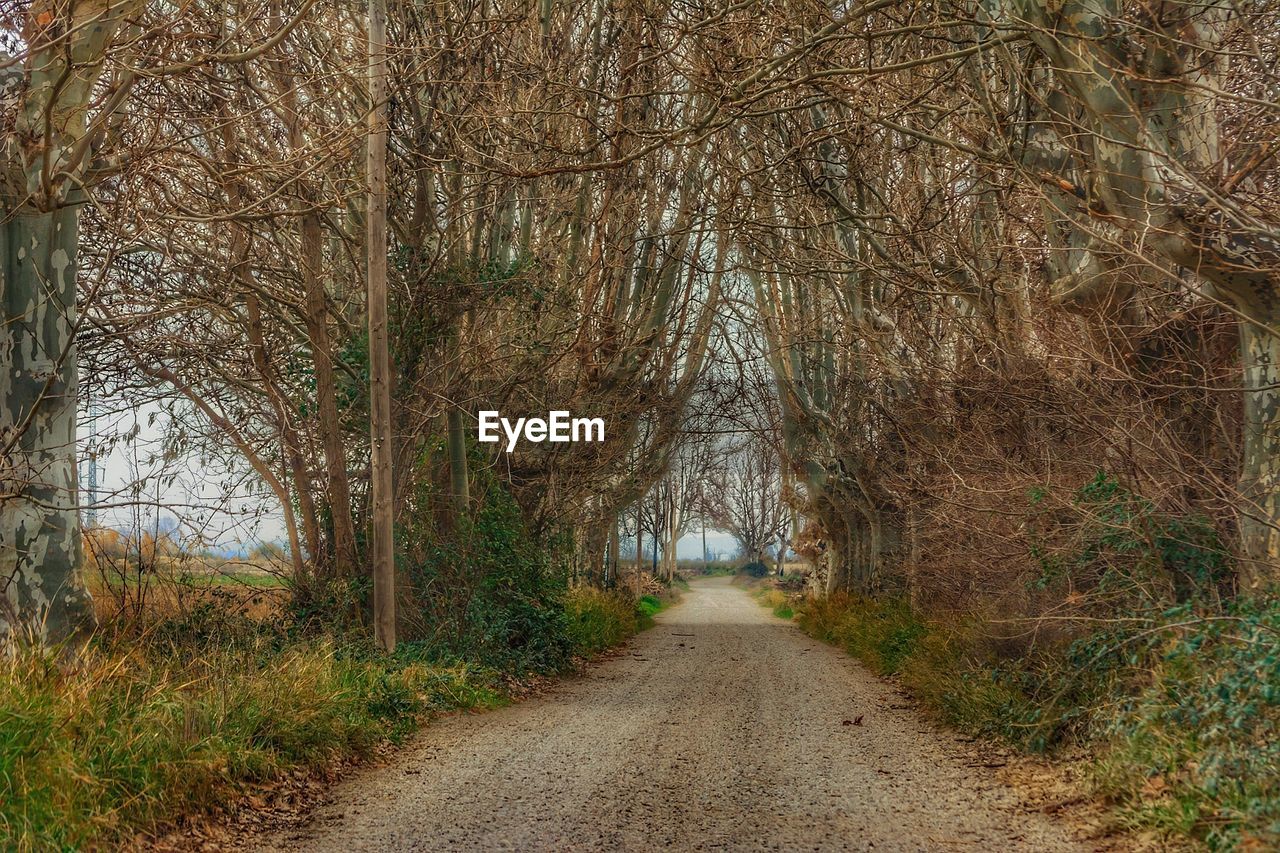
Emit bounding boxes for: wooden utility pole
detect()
[702,518,708,572]
[367,0,395,652]
[635,505,644,589]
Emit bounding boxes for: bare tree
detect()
[711,434,788,567]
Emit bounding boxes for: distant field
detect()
[85,555,288,623]
[93,570,284,590]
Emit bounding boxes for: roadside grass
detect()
[636,586,683,628]
[0,586,649,851]
[788,590,1280,850]
[563,588,641,654]
[636,593,662,621]
[753,587,795,620]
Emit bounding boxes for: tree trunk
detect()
[447,406,470,521]
[651,498,660,582]
[0,211,96,645]
[824,529,850,597]
[301,212,358,577]
[906,504,921,609]
[608,516,621,587]
[243,291,317,579]
[867,508,903,595]
[667,516,678,582]
[852,515,873,594]
[581,522,609,587]
[368,0,395,652]
[1239,319,1280,587]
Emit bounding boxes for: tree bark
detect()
[0,1,136,646]
[824,529,850,597]
[368,0,395,651]
[608,516,621,587]
[301,212,358,577]
[243,291,318,578]
[667,511,678,582]
[1239,319,1280,588]
[447,406,470,521]
[0,211,96,644]
[581,522,609,587]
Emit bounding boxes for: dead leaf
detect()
[1140,775,1167,799]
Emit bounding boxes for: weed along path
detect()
[252,578,1085,852]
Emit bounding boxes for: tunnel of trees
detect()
[1,0,1277,651]
[7,2,1280,846]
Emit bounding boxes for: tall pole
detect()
[634,505,644,590]
[367,0,395,652]
[85,387,98,529]
[651,490,660,577]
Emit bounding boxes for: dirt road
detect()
[254,577,1085,851]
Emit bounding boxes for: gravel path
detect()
[253,577,1085,852]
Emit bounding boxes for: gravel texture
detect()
[252,577,1086,852]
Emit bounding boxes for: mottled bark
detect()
[0,2,138,645]
[1239,320,1280,587]
[999,0,1280,578]
[824,527,850,597]
[0,211,95,644]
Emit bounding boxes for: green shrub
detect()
[636,594,664,626]
[1031,471,1232,609]
[398,473,577,674]
[2,500,662,853]
[0,571,656,851]
[1094,600,1280,849]
[741,561,770,578]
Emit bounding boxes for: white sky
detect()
[78,400,283,554]
[77,401,743,559]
